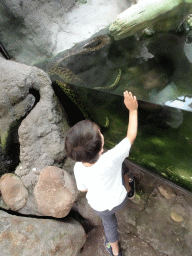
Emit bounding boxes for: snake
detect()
[45,35,122,127]
[93,69,121,91]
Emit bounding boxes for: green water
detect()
[130,110,192,191]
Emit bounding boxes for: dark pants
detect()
[94,163,130,243]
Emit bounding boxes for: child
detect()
[65,91,138,256]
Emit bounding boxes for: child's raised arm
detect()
[123,91,138,145]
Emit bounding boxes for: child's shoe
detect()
[116,251,123,256]
[127,177,135,199]
[116,242,123,256]
[104,239,123,256]
[122,162,135,199]
[104,238,113,255]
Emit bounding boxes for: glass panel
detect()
[36,31,192,112]
[62,86,192,191]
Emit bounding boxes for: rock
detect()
[0,173,28,210]
[170,201,189,221]
[109,0,192,40]
[158,185,176,200]
[63,157,76,176]
[0,210,86,256]
[15,91,69,187]
[34,166,78,218]
[170,212,184,222]
[0,57,36,154]
[13,60,70,190]
[75,196,102,226]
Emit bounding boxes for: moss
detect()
[175,168,192,182]
[136,184,145,196]
[151,138,166,147]
[1,131,8,152]
[78,0,87,3]
[1,119,21,155]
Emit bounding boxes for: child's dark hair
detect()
[65,120,102,164]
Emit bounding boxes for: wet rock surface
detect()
[0,210,86,256]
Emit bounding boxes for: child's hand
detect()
[124,91,138,111]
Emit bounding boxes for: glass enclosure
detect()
[39,29,192,192]
[1,1,192,191]
[54,84,192,191]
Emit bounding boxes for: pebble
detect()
[158,185,176,199]
[170,212,184,222]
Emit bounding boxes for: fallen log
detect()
[109,0,192,40]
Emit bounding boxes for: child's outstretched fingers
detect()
[123,91,138,111]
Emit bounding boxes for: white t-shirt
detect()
[74,138,131,211]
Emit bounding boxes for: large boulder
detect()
[0,173,28,211]
[12,58,70,190]
[34,166,78,218]
[15,87,69,189]
[0,210,86,256]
